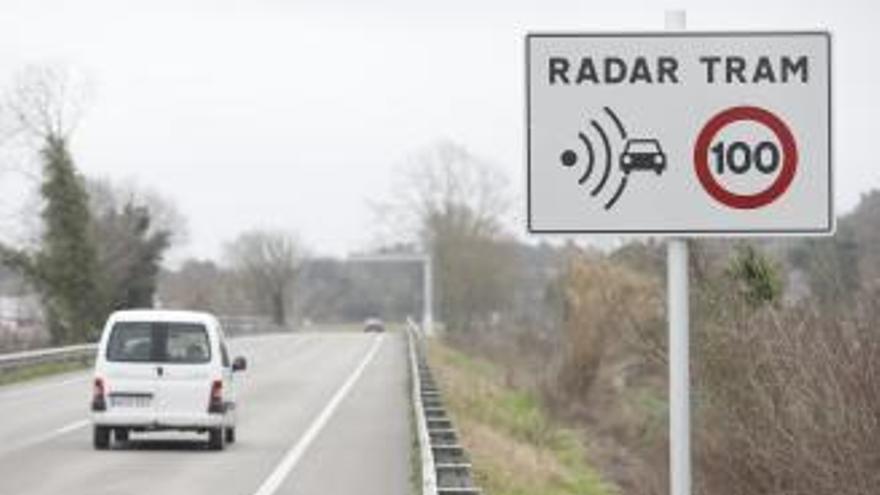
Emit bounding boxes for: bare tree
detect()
[158,259,251,315]
[375,140,517,333]
[0,64,93,248]
[4,64,93,142]
[224,230,306,326]
[375,140,510,244]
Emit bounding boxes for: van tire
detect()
[93,426,110,450]
[225,427,236,444]
[208,427,225,450]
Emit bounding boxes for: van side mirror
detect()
[232,356,247,372]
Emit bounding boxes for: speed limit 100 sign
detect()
[526,32,832,235]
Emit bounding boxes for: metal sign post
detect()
[664,11,691,495]
[668,236,690,495]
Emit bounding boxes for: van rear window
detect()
[107,322,211,364]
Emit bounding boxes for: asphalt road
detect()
[0,331,411,495]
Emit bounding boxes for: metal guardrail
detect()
[406,319,481,495]
[0,316,288,376]
[0,343,97,375]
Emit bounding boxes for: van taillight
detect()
[208,380,224,413]
[91,378,107,412]
[93,378,105,396]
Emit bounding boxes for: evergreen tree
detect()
[727,244,784,308]
[34,137,103,344]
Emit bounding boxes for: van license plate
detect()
[110,395,152,408]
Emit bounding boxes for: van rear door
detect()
[104,322,161,420]
[154,323,215,423]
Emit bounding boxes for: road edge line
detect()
[251,334,385,495]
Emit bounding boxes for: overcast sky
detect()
[0,0,875,262]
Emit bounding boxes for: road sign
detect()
[526,32,832,235]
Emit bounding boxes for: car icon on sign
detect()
[620,138,666,175]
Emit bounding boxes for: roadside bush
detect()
[556,255,664,403]
[693,286,880,495]
[552,253,669,495]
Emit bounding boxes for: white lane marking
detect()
[54,419,90,435]
[1,419,90,455]
[252,334,385,495]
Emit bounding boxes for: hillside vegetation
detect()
[437,190,880,495]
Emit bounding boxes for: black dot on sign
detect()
[560,149,577,167]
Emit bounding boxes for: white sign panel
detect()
[526,32,832,235]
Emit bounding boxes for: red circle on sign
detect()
[693,106,798,209]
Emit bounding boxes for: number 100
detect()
[711,141,780,175]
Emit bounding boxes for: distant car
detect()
[620,139,666,175]
[91,310,247,451]
[363,318,385,333]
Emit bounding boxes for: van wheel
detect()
[225,426,236,444]
[93,426,110,450]
[114,428,129,443]
[208,427,225,450]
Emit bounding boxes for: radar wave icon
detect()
[558,106,666,210]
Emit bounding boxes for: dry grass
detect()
[429,341,615,495]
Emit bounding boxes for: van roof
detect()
[108,309,218,326]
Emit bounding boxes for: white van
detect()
[90,310,246,450]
